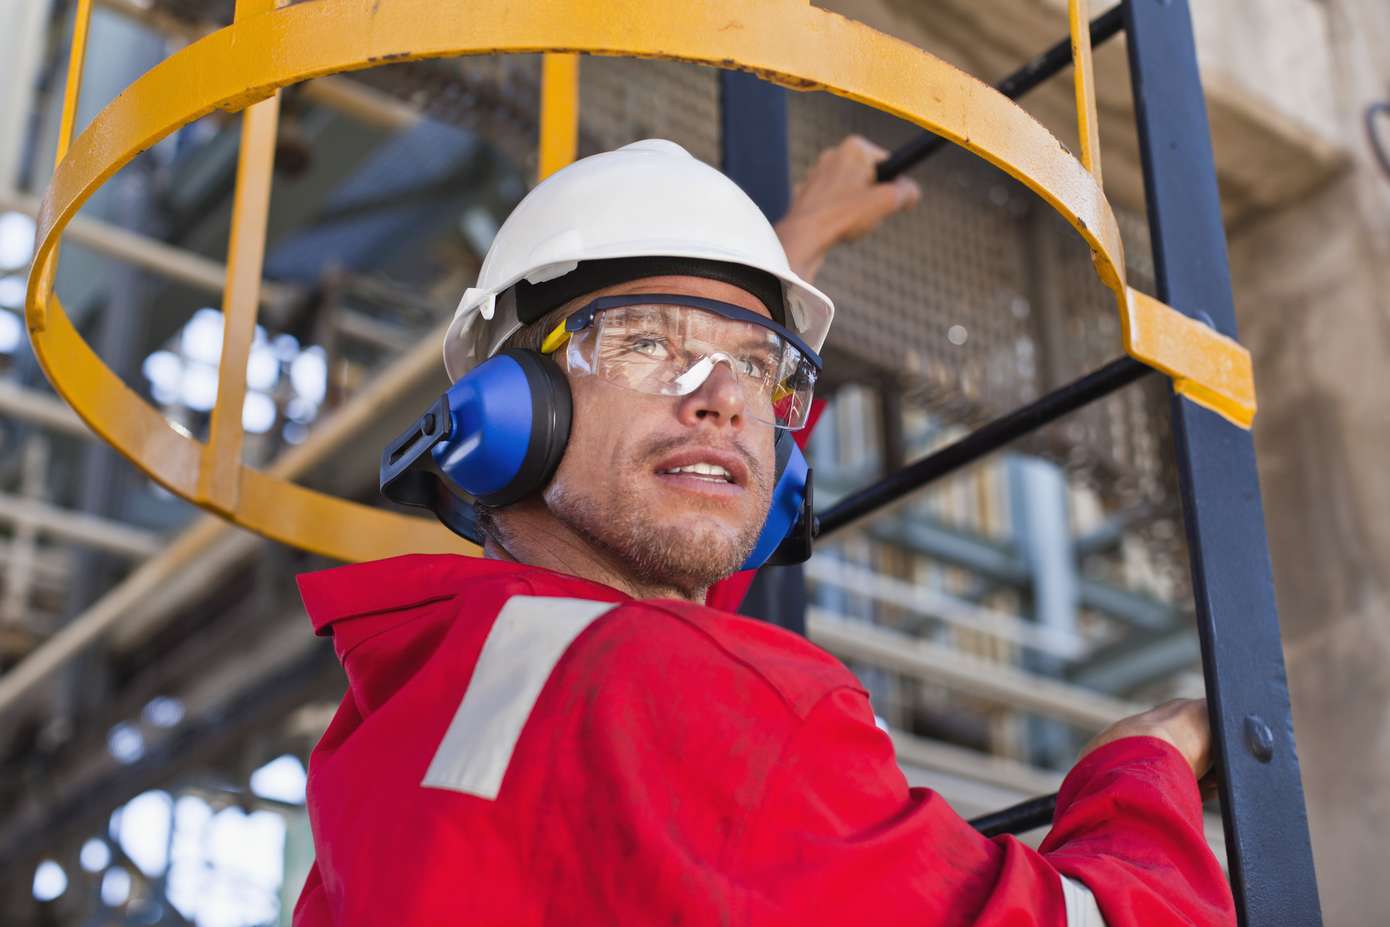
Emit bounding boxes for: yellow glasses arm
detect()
[539,319,572,355]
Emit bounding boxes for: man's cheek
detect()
[563,388,634,486]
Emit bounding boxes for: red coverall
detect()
[292,553,1235,926]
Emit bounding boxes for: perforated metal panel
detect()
[576,56,722,165]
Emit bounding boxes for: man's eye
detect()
[627,336,669,358]
[737,354,774,378]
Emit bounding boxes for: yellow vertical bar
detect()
[538,53,579,181]
[197,0,281,513]
[33,0,94,323]
[1069,0,1103,185]
[53,0,93,167]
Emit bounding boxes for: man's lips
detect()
[650,447,752,489]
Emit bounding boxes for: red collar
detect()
[296,554,632,636]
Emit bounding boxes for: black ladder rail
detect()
[1124,0,1321,921]
[875,4,1127,182]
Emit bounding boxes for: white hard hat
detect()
[442,138,835,381]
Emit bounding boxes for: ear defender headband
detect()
[380,338,817,571]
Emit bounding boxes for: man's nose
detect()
[676,360,746,428]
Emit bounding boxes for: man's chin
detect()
[557,497,752,592]
[616,516,753,591]
[543,475,766,595]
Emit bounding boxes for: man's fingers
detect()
[1076,696,1214,779]
[894,176,922,209]
[869,176,921,217]
[844,133,888,161]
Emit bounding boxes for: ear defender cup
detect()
[430,348,573,507]
[739,430,810,572]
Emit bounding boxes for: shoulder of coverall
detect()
[296,553,858,722]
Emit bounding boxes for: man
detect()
[293,137,1235,925]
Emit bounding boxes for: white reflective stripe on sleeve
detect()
[421,595,617,800]
[1060,874,1108,927]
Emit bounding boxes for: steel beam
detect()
[719,70,790,222]
[804,556,1087,660]
[1125,1,1322,921]
[0,319,451,716]
[807,607,1143,731]
[0,381,87,437]
[0,0,47,192]
[0,190,299,308]
[1069,628,1201,695]
[0,492,160,560]
[0,619,338,869]
[819,500,1181,633]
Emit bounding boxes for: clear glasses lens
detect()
[566,303,817,429]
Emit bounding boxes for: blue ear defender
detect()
[429,348,573,507]
[380,349,572,541]
[381,350,816,568]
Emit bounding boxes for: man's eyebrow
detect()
[729,335,781,355]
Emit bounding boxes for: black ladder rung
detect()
[817,357,1150,538]
[876,4,1127,182]
[968,792,1058,838]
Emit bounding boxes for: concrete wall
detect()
[1224,2,1390,923]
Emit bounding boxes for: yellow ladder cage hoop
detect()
[25,0,1255,565]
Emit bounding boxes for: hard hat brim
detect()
[443,248,833,383]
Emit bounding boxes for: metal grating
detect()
[790,92,1040,413]
[576,56,722,166]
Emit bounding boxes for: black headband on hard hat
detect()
[511,255,787,328]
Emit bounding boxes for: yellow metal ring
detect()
[26,0,1254,564]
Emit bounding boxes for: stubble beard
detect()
[542,455,770,599]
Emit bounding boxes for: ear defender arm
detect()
[380,392,486,545]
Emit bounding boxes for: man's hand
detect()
[1080,698,1214,781]
[774,134,922,283]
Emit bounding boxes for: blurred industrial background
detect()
[0,0,1385,924]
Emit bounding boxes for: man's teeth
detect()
[660,462,733,481]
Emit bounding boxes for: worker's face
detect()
[541,276,778,595]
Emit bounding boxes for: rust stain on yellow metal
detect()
[1124,287,1256,427]
[1069,0,1103,184]
[26,0,1257,563]
[539,53,580,181]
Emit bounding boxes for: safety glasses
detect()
[540,294,822,430]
